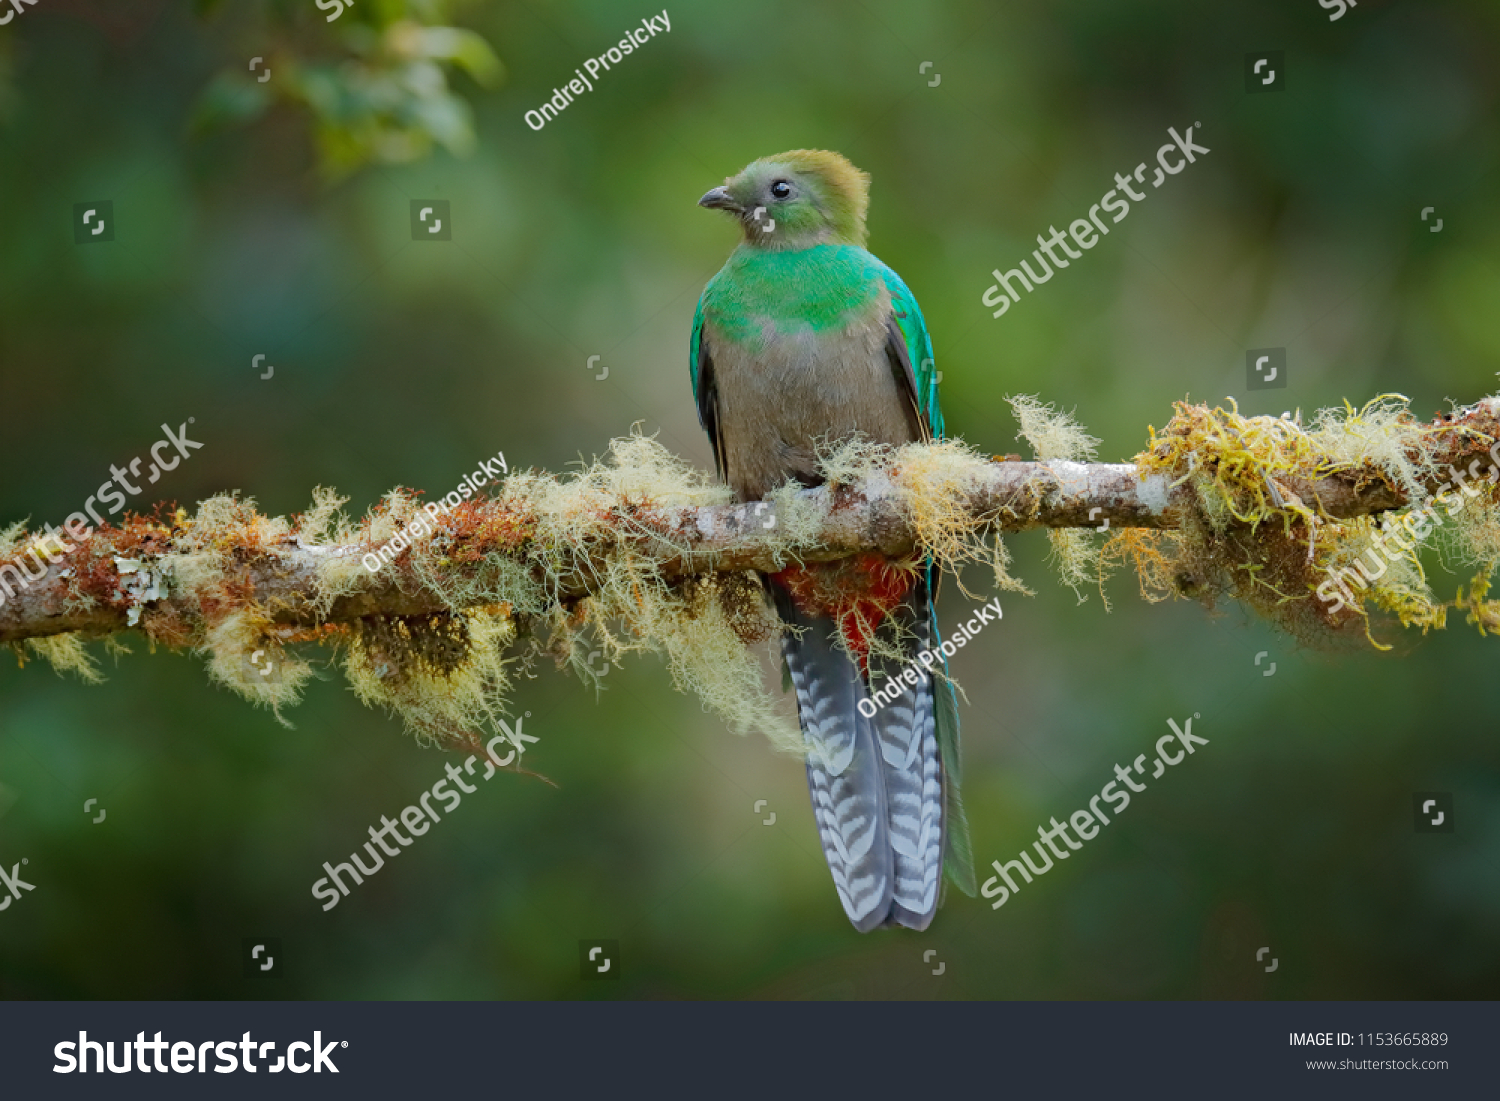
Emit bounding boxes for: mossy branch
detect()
[4,405,1484,643]
[3,393,1499,752]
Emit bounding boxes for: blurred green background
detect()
[1,0,1498,999]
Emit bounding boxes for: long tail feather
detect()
[773,575,951,930]
[929,566,976,898]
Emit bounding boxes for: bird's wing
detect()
[878,261,977,898]
[690,289,727,481]
[877,263,944,441]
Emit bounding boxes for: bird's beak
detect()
[698,186,743,214]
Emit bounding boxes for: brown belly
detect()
[711,322,916,501]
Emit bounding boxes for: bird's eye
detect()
[770,180,792,200]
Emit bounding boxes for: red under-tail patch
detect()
[771,554,914,676]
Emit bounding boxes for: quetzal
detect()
[690,149,975,931]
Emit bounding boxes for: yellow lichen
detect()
[862,436,1029,599]
[1112,393,1500,648]
[1009,394,1104,605]
[201,606,317,726]
[342,606,515,752]
[0,520,28,561]
[508,433,795,752]
[23,633,104,683]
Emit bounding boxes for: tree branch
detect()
[3,396,1498,648]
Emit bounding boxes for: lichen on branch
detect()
[3,392,1499,753]
[1110,394,1500,648]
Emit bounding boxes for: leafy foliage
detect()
[191,0,502,179]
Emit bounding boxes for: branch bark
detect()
[3,397,1497,646]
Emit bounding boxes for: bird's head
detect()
[698,149,870,250]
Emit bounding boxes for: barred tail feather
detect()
[868,578,943,928]
[774,577,950,931]
[775,586,892,931]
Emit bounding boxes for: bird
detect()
[690,149,975,931]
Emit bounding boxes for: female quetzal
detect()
[691,149,975,931]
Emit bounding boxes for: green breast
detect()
[702,243,887,346]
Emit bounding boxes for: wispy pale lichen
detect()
[6,395,1499,754]
[1010,394,1103,605]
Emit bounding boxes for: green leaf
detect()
[189,73,273,134]
[419,27,503,87]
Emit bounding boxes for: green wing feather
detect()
[878,264,943,440]
[690,285,726,479]
[689,290,707,407]
[880,264,977,897]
